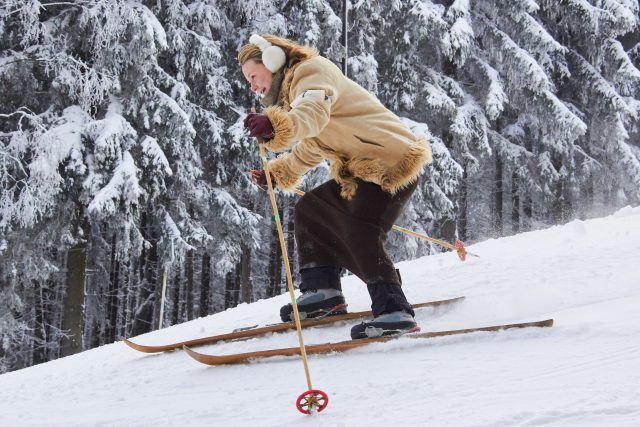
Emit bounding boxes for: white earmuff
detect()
[249,34,286,73]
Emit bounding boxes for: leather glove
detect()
[249,169,276,189]
[244,113,274,140]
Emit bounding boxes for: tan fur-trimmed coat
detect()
[263,53,432,200]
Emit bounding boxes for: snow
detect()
[87,151,143,217]
[472,56,507,120]
[1,207,640,426]
[141,135,173,175]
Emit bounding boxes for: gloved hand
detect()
[249,169,276,189]
[244,113,274,140]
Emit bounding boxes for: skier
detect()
[238,34,432,339]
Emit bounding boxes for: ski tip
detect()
[182,345,204,363]
[183,345,224,366]
[122,338,143,351]
[122,337,165,353]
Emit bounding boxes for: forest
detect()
[1,0,639,373]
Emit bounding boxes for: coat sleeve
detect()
[267,139,325,190]
[263,59,338,152]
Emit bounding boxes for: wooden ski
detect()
[123,296,465,353]
[183,319,554,366]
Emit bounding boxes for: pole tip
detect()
[296,389,329,414]
[454,239,468,262]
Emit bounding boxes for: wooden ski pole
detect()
[259,143,314,386]
[288,188,478,261]
[253,111,327,413]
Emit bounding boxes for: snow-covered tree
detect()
[538,0,640,213]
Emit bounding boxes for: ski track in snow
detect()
[1,206,639,426]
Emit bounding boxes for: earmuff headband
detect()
[249,34,286,73]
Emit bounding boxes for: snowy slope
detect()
[1,207,639,427]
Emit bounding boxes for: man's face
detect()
[242,59,273,96]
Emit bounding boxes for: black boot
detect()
[366,281,415,318]
[350,276,418,339]
[280,266,347,322]
[350,310,419,339]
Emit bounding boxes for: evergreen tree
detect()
[539,0,640,212]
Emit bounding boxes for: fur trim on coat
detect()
[263,106,295,152]
[267,155,303,190]
[329,138,432,200]
[262,52,432,200]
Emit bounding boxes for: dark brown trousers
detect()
[294,179,418,315]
